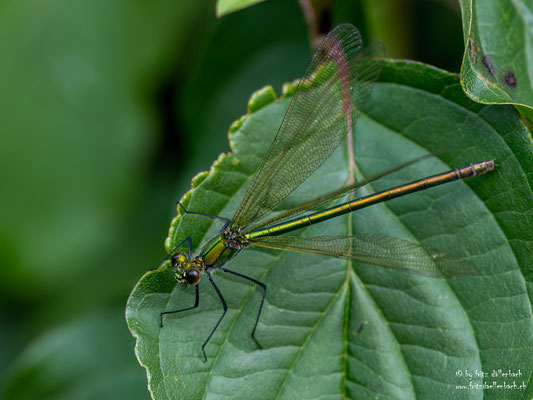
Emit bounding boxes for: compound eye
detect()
[186,269,200,285]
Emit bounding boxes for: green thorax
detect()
[199,235,241,269]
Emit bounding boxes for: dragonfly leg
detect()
[220,267,266,349]
[160,284,199,328]
[202,271,228,362]
[177,201,230,229]
[151,236,194,270]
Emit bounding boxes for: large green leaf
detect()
[459,0,533,115]
[127,60,533,399]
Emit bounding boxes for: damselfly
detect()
[156,24,495,362]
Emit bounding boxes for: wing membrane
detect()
[250,234,479,278]
[242,153,433,234]
[230,24,385,231]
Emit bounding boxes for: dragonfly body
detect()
[176,159,495,276]
[157,24,496,362]
[200,235,241,268]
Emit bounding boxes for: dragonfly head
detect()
[171,253,201,287]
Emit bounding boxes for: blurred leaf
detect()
[0,0,211,293]
[2,311,148,400]
[129,59,533,399]
[362,0,412,59]
[178,1,308,192]
[216,0,266,17]
[0,0,211,396]
[459,0,533,114]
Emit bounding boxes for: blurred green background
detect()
[0,0,467,398]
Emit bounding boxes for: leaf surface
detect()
[127,60,533,399]
[459,0,533,116]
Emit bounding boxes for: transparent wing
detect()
[250,234,479,278]
[230,24,385,231]
[242,153,433,234]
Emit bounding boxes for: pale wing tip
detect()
[436,256,481,279]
